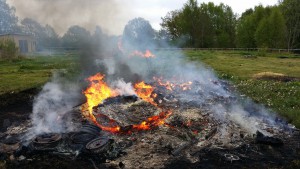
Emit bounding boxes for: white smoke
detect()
[26,73,81,140]
[111,79,136,96]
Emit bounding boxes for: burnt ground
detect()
[2,131,300,169]
[1,90,300,169]
[0,88,39,132]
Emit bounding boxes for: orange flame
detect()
[153,77,175,91]
[153,77,193,91]
[130,49,155,58]
[81,73,172,134]
[83,73,115,114]
[134,81,157,106]
[81,73,120,133]
[133,110,172,130]
[144,50,155,58]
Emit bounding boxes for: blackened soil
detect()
[164,131,300,169]
[0,88,39,132]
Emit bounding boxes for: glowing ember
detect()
[134,81,157,106]
[153,77,175,91]
[144,50,155,58]
[130,49,155,58]
[153,77,193,91]
[133,110,172,130]
[179,81,193,91]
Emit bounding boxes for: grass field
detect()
[185,50,300,127]
[0,55,78,95]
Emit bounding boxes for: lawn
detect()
[0,55,79,95]
[185,50,300,128]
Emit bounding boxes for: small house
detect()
[0,33,36,53]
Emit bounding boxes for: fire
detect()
[83,73,115,114]
[81,73,120,133]
[133,110,172,130]
[144,50,155,58]
[130,49,155,58]
[81,73,173,134]
[153,77,175,91]
[134,81,157,106]
[179,81,193,91]
[153,77,193,91]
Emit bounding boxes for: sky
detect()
[7,0,279,35]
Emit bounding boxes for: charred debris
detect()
[1,77,300,169]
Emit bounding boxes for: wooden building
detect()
[0,33,36,53]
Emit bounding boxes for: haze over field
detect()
[7,0,278,35]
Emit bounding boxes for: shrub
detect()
[0,39,19,60]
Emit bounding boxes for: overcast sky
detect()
[8,0,279,35]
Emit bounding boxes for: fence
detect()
[155,48,300,53]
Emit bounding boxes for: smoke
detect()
[7,0,132,35]
[13,0,289,141]
[26,73,81,140]
[111,79,136,96]
[107,34,285,135]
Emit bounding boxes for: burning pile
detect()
[80,72,174,134]
[1,44,299,168]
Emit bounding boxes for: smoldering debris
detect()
[27,73,82,140]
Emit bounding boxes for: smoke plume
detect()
[7,0,132,35]
[26,73,81,139]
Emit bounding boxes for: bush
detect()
[0,40,19,60]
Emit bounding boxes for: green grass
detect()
[0,55,79,95]
[185,50,300,128]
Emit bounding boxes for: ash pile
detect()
[1,78,299,169]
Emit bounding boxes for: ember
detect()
[129,50,155,58]
[153,77,193,91]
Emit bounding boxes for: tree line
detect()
[1,0,299,50]
[160,0,300,49]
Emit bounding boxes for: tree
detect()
[161,0,234,48]
[21,18,46,50]
[44,24,60,47]
[255,7,286,48]
[161,10,184,43]
[236,15,256,48]
[236,5,279,48]
[21,18,60,49]
[0,0,19,34]
[123,17,155,50]
[62,25,91,48]
[199,2,236,47]
[280,0,300,49]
